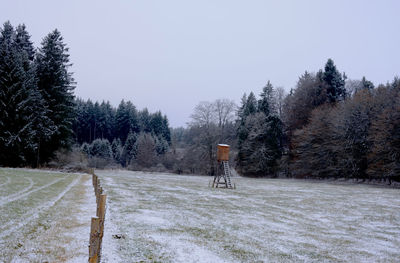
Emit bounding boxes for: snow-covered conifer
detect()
[0,22,54,166]
[35,29,75,162]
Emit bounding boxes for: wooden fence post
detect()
[97,193,106,219]
[97,194,106,261]
[93,175,98,193]
[89,217,100,263]
[89,173,106,263]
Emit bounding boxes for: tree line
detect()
[170,99,237,175]
[284,65,400,182]
[0,21,171,168]
[176,59,399,183]
[0,21,74,167]
[172,84,285,177]
[1,21,398,182]
[74,99,171,168]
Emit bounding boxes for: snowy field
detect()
[0,168,95,262]
[97,170,400,263]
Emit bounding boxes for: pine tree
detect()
[35,29,75,162]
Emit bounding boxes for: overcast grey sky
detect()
[2,0,400,127]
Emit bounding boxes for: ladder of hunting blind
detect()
[223,161,233,188]
[213,161,233,189]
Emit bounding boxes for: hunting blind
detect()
[212,144,234,189]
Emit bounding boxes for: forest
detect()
[0,21,399,183]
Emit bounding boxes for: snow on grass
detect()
[97,170,400,263]
[0,168,95,262]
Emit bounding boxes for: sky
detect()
[1,0,400,127]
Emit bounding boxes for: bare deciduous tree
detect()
[184,99,237,175]
[134,133,157,168]
[274,86,286,118]
[214,98,237,128]
[189,101,215,128]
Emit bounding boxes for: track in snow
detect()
[0,174,81,237]
[0,177,34,203]
[0,169,94,263]
[0,175,70,206]
[0,176,11,188]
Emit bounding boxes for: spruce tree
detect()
[15,24,35,61]
[111,138,122,163]
[73,98,88,144]
[81,142,91,157]
[162,115,171,143]
[323,58,346,103]
[244,92,257,117]
[115,100,139,143]
[258,81,275,116]
[35,29,75,162]
[150,111,164,137]
[237,92,257,147]
[361,76,374,91]
[236,87,283,176]
[89,139,112,159]
[237,93,247,122]
[115,100,129,142]
[155,135,169,155]
[238,113,283,176]
[121,131,138,166]
[99,101,115,141]
[86,99,95,142]
[139,108,152,133]
[0,22,53,166]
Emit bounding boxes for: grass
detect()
[97,170,400,263]
[0,168,95,262]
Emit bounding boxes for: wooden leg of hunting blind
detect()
[89,217,101,263]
